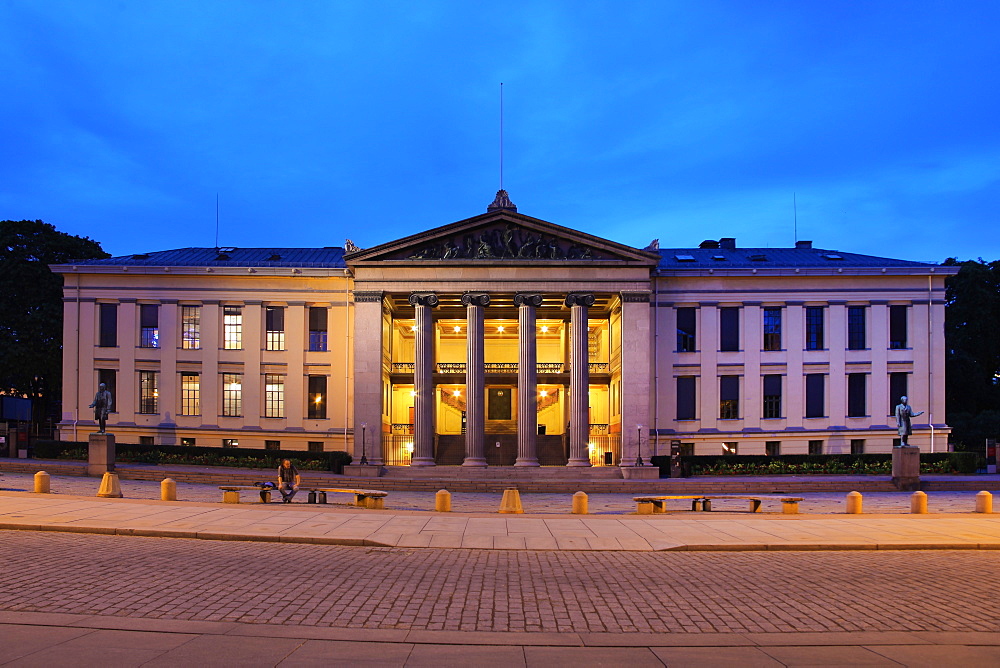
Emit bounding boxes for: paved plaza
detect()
[2,472,999,665]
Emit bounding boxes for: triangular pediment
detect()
[344,210,660,265]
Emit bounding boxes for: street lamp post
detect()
[360,422,368,466]
[635,424,644,467]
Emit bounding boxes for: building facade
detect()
[55,194,956,468]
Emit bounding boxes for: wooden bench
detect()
[700,495,804,514]
[634,495,805,514]
[305,488,388,509]
[633,495,708,515]
[219,485,274,504]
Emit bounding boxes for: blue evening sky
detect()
[2,1,998,263]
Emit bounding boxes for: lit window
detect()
[222,373,242,417]
[308,375,327,419]
[181,306,201,349]
[139,304,159,348]
[223,306,243,350]
[266,306,285,351]
[264,374,285,418]
[180,373,200,416]
[139,371,158,414]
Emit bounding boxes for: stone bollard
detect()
[572,491,588,515]
[975,491,993,514]
[435,489,452,512]
[161,478,177,501]
[845,491,863,514]
[96,472,123,498]
[34,471,51,494]
[499,488,524,514]
[910,491,928,514]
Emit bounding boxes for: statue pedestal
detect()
[88,433,116,477]
[892,445,920,491]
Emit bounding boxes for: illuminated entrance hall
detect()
[383,294,617,467]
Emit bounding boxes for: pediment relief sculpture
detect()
[404,223,601,261]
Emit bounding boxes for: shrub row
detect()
[31,440,353,473]
[649,452,984,476]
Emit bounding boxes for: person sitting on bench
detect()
[277,459,301,503]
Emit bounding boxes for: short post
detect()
[572,491,588,515]
[499,488,523,514]
[435,489,451,512]
[161,478,177,501]
[34,471,50,494]
[910,490,928,514]
[975,491,993,514]
[846,491,863,514]
[96,472,123,498]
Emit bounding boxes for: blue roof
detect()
[73,247,346,268]
[656,247,938,271]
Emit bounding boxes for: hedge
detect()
[31,440,353,473]
[649,452,984,476]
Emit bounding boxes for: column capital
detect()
[514,293,543,307]
[461,293,491,307]
[565,293,595,307]
[620,291,650,303]
[353,291,383,303]
[408,293,440,307]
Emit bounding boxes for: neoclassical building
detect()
[55,192,956,471]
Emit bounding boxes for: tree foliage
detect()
[943,257,1000,448]
[0,220,109,413]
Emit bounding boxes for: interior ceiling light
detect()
[497,325,505,332]
[540,325,549,333]
[453,390,461,397]
[539,390,548,397]
[453,325,461,332]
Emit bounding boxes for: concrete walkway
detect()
[2,490,998,551]
[3,611,1000,667]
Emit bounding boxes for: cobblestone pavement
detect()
[0,472,991,513]
[2,530,998,635]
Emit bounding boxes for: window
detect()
[722,442,738,455]
[889,305,908,349]
[139,436,154,445]
[180,373,200,416]
[99,303,117,347]
[264,440,280,450]
[676,307,696,352]
[889,372,908,414]
[851,439,865,455]
[222,439,239,448]
[808,440,823,455]
[848,306,866,350]
[763,307,782,351]
[308,375,327,419]
[265,306,285,351]
[308,441,324,453]
[97,369,116,410]
[762,374,782,419]
[805,307,824,350]
[765,441,780,456]
[223,306,242,350]
[847,373,866,417]
[309,307,328,352]
[222,373,242,417]
[181,437,196,446]
[139,370,158,414]
[676,376,696,420]
[805,373,825,418]
[678,443,695,456]
[181,306,201,350]
[264,374,285,418]
[720,307,739,352]
[719,375,739,419]
[139,304,159,348]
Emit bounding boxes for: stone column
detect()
[409,293,439,466]
[566,293,595,466]
[462,293,489,467]
[515,293,543,466]
[352,291,385,465]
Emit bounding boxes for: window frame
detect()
[763,307,782,351]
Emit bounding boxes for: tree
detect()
[943,257,1000,448]
[0,220,109,419]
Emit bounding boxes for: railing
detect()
[436,362,466,374]
[537,362,563,373]
[485,363,519,373]
[391,362,415,373]
[392,361,593,374]
[588,434,621,466]
[391,423,414,434]
[383,434,413,466]
[588,423,609,434]
[588,362,609,373]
